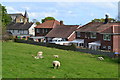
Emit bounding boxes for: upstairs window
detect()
[20,19,23,22]
[77,32,80,37]
[91,33,97,39]
[103,34,111,41]
[36,29,39,33]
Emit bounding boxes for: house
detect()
[45,25,80,43]
[7,10,37,38]
[34,20,62,36]
[7,22,37,37]
[76,17,120,53]
[9,10,29,23]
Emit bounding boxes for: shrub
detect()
[14,39,76,51]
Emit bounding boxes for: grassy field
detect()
[2,41,118,78]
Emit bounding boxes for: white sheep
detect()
[37,51,43,56]
[98,57,104,60]
[53,55,59,58]
[52,61,60,69]
[32,51,44,59]
[37,51,44,59]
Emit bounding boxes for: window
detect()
[42,29,44,33]
[103,34,111,41]
[91,33,96,39]
[45,29,48,33]
[77,32,80,37]
[85,33,87,38]
[108,46,111,50]
[103,46,106,49]
[20,19,23,22]
[36,29,39,33]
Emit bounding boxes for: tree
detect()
[32,19,40,25]
[0,4,12,41]
[36,22,40,25]
[0,4,12,27]
[91,18,116,22]
[41,17,55,23]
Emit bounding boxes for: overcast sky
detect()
[1,1,119,25]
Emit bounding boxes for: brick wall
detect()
[113,35,120,53]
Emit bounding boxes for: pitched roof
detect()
[9,13,23,17]
[35,20,60,28]
[45,25,79,38]
[7,22,33,30]
[76,22,120,33]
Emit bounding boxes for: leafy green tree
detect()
[32,19,40,25]
[36,22,40,25]
[41,17,55,23]
[0,4,12,27]
[0,4,12,41]
[92,18,116,22]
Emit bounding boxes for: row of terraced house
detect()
[7,11,120,54]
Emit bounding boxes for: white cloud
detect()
[22,6,30,10]
[92,2,117,9]
[6,6,16,12]
[6,6,15,11]
[28,11,58,21]
[68,11,73,14]
[5,6,25,14]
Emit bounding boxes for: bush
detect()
[14,39,76,51]
[2,32,13,41]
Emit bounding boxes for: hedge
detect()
[14,39,76,51]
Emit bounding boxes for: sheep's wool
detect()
[34,56,39,59]
[53,61,60,66]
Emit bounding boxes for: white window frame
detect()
[103,34,111,41]
[108,46,111,50]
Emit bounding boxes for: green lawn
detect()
[2,41,118,78]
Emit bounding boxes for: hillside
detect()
[2,41,118,78]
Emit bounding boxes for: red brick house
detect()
[45,25,80,42]
[34,20,61,36]
[76,22,120,53]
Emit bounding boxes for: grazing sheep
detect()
[53,55,59,58]
[37,51,44,59]
[32,51,44,59]
[52,61,60,69]
[98,57,104,60]
[37,51,43,56]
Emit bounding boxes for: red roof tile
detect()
[35,20,60,28]
[45,25,79,38]
[77,22,120,33]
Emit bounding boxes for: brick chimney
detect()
[60,20,63,25]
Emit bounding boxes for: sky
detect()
[1,1,119,25]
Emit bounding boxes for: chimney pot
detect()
[60,20,63,25]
